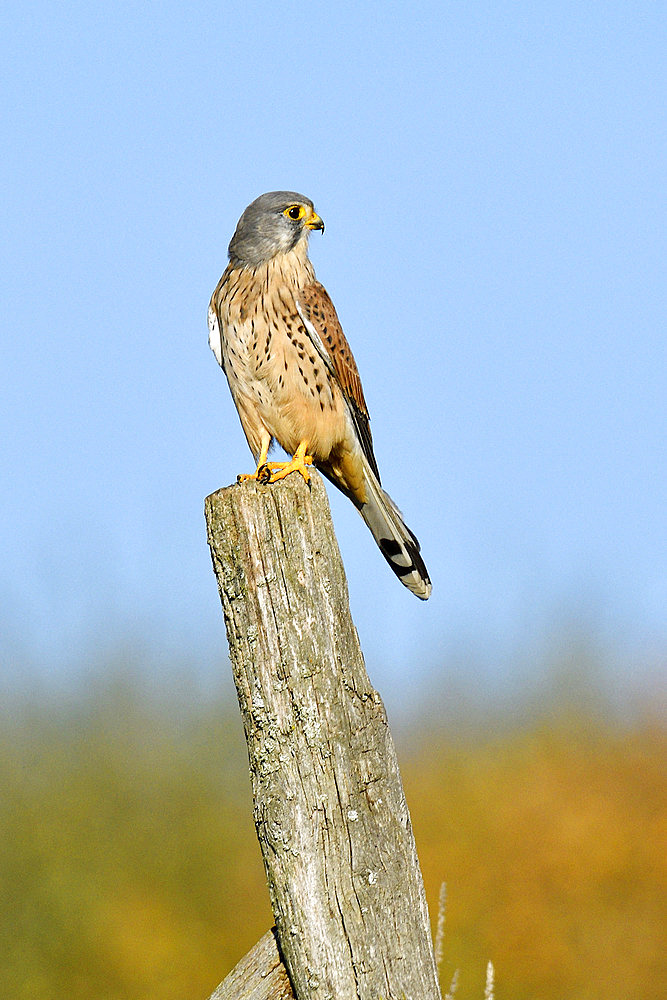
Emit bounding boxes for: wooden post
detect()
[205,472,441,1000]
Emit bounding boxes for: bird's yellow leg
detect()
[263,440,313,484]
[237,432,271,483]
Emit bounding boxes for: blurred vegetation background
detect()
[2,641,664,1000]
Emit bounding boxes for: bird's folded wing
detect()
[296,281,380,482]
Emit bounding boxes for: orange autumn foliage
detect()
[1,675,663,1000]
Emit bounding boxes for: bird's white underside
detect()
[207,304,223,367]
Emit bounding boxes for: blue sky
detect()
[2,2,665,702]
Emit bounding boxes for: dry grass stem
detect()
[434,881,447,973]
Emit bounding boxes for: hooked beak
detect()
[305,210,325,233]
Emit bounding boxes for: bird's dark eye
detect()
[284,205,305,221]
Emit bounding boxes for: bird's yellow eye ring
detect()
[284,204,306,222]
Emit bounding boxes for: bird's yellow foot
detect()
[261,441,313,484]
[262,454,313,484]
[237,468,264,483]
[237,439,272,483]
[237,461,311,484]
[237,441,313,485]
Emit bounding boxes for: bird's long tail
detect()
[358,457,432,600]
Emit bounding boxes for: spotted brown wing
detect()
[296,281,381,482]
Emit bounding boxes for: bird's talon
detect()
[264,449,313,485]
[257,464,272,484]
[237,468,266,484]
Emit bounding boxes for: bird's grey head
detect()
[228,191,325,267]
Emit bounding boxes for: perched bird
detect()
[208,191,431,600]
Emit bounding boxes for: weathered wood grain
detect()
[205,472,440,1000]
[208,929,294,1000]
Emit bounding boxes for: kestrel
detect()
[208,191,431,600]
